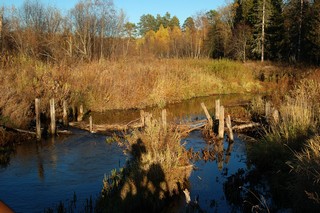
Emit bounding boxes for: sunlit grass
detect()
[0,56,265,128]
[97,118,192,212]
[248,78,320,211]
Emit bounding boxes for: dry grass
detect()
[98,118,192,212]
[248,77,320,211]
[294,135,320,184]
[118,118,191,198]
[0,56,265,128]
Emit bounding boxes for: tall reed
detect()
[248,78,320,211]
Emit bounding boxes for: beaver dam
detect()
[0,94,276,212]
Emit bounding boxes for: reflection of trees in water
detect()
[36,142,45,181]
[188,139,234,171]
[0,149,13,168]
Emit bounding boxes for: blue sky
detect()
[0,0,226,24]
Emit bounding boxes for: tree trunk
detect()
[298,0,303,61]
[261,0,265,62]
[0,8,3,52]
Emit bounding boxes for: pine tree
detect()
[266,0,286,60]
[306,0,320,64]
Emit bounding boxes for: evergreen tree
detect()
[284,0,311,62]
[306,0,320,64]
[138,14,157,36]
[266,0,286,60]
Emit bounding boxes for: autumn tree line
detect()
[0,0,319,64]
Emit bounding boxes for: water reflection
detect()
[184,130,251,212]
[0,149,14,168]
[0,133,125,212]
[91,93,254,125]
[188,139,234,171]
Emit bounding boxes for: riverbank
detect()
[0,56,297,131]
[247,71,320,212]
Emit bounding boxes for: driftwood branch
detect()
[1,125,36,135]
[232,122,260,130]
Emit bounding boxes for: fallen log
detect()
[232,122,260,130]
[69,120,144,132]
[1,125,36,135]
[1,125,73,136]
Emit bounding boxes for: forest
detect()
[0,0,319,64]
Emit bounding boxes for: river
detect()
[0,94,271,212]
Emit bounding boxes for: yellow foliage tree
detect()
[155,24,170,57]
[170,26,182,57]
[144,30,156,54]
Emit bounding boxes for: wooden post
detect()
[201,102,213,129]
[0,8,3,51]
[218,106,225,139]
[140,110,145,126]
[272,109,279,124]
[226,115,234,142]
[50,98,56,135]
[35,98,41,140]
[89,116,93,133]
[215,139,224,171]
[63,100,68,126]
[77,104,83,121]
[215,99,220,120]
[162,109,167,131]
[145,112,152,127]
[72,105,76,121]
[225,141,234,164]
[265,101,271,120]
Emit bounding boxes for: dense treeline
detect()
[0,0,319,64]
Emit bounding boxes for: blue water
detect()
[184,131,248,212]
[0,132,125,213]
[0,95,262,212]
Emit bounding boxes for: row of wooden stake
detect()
[35,98,84,140]
[201,99,234,141]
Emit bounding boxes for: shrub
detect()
[97,118,192,212]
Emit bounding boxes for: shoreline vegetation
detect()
[1,0,320,211]
[0,56,305,130]
[1,57,252,129]
[247,75,320,212]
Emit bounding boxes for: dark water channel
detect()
[0,94,271,212]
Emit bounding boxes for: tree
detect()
[123,22,137,56]
[170,25,182,57]
[144,29,156,54]
[248,0,271,61]
[169,16,180,29]
[205,9,232,58]
[266,0,286,60]
[138,14,157,36]
[0,7,3,52]
[306,0,320,64]
[155,24,170,57]
[284,0,311,62]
